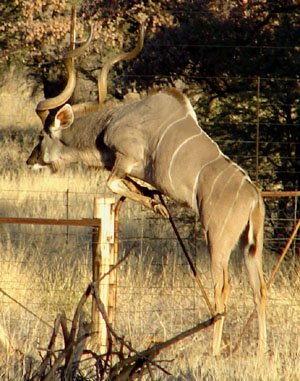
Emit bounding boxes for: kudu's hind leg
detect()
[242,202,267,355]
[210,250,231,356]
[107,156,168,217]
[244,244,267,355]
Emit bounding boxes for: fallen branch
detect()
[108,314,223,381]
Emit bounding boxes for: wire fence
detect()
[0,185,299,353]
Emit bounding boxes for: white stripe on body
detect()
[191,153,222,212]
[222,153,252,182]
[203,165,238,233]
[168,133,201,191]
[154,112,190,156]
[185,99,198,122]
[216,176,247,241]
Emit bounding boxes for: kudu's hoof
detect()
[154,204,169,218]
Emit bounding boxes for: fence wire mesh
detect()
[0,186,299,355]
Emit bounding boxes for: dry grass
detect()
[0,129,300,379]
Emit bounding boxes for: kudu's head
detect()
[27,24,144,172]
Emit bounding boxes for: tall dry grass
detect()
[0,129,300,379]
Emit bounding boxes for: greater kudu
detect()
[27,25,267,356]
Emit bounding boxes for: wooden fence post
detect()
[91,197,116,352]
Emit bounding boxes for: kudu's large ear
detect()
[51,104,74,134]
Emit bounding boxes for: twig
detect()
[30,313,63,380]
[42,333,91,381]
[158,194,215,315]
[98,243,138,282]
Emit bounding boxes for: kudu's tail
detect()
[243,194,265,257]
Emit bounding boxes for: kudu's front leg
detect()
[107,160,169,218]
